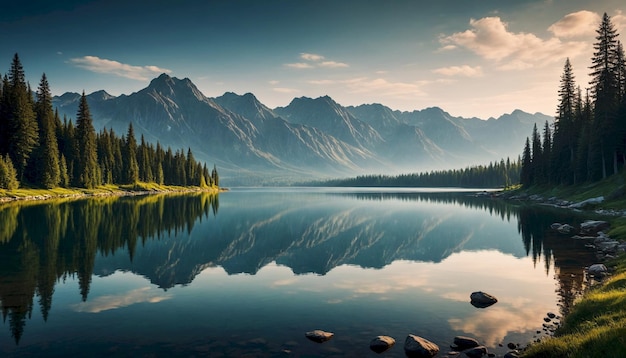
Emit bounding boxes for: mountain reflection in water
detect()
[0,188,598,356]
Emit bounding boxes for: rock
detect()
[504,351,521,358]
[404,334,439,358]
[547,312,556,319]
[453,336,480,350]
[463,346,488,358]
[596,241,619,251]
[305,330,334,343]
[556,224,575,234]
[580,220,610,234]
[507,342,517,349]
[571,235,597,240]
[470,291,498,308]
[587,264,608,276]
[370,335,395,353]
[568,196,604,209]
[550,223,563,230]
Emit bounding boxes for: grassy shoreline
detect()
[502,176,626,357]
[0,182,222,203]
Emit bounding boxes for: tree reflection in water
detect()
[0,190,597,345]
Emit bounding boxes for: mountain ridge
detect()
[52,74,552,185]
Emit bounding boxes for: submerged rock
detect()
[305,330,334,343]
[470,291,498,308]
[556,224,575,234]
[464,346,488,358]
[370,335,395,353]
[404,334,439,358]
[452,336,480,350]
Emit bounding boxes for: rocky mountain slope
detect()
[52,74,552,184]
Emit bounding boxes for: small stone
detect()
[404,334,439,358]
[370,335,395,353]
[470,291,498,308]
[305,330,334,343]
[507,342,517,349]
[547,312,556,319]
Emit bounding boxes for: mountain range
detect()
[52,74,552,185]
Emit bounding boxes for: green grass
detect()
[0,182,219,201]
[523,264,626,358]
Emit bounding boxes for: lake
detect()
[0,187,598,357]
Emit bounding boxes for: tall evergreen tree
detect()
[211,164,219,187]
[34,74,61,188]
[552,58,578,184]
[531,123,543,184]
[520,137,532,186]
[589,13,621,178]
[541,120,552,184]
[123,123,139,184]
[74,92,100,188]
[5,54,38,180]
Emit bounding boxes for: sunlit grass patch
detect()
[523,262,626,357]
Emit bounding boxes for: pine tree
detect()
[589,13,621,178]
[552,58,578,184]
[123,123,139,184]
[531,123,543,184]
[186,147,196,185]
[541,120,552,184]
[0,154,19,190]
[520,137,532,186]
[34,74,61,188]
[5,54,38,180]
[211,164,219,187]
[74,92,100,188]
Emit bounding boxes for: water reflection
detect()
[0,189,598,351]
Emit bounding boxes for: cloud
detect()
[285,52,349,69]
[614,10,626,35]
[548,10,601,38]
[268,80,280,85]
[285,62,314,69]
[70,287,171,313]
[440,16,588,70]
[344,77,427,98]
[300,53,325,61]
[70,56,172,80]
[433,65,483,77]
[319,61,349,68]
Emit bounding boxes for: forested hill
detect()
[0,54,219,191]
[313,159,520,189]
[519,13,626,188]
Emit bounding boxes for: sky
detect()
[2,0,625,119]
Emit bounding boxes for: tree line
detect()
[520,13,626,186]
[0,54,219,190]
[319,158,520,188]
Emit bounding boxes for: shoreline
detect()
[0,184,224,204]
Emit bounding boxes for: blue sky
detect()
[2,0,625,118]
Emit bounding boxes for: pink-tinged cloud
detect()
[440,16,588,70]
[548,10,601,38]
[433,65,483,77]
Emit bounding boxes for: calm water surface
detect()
[0,187,598,357]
